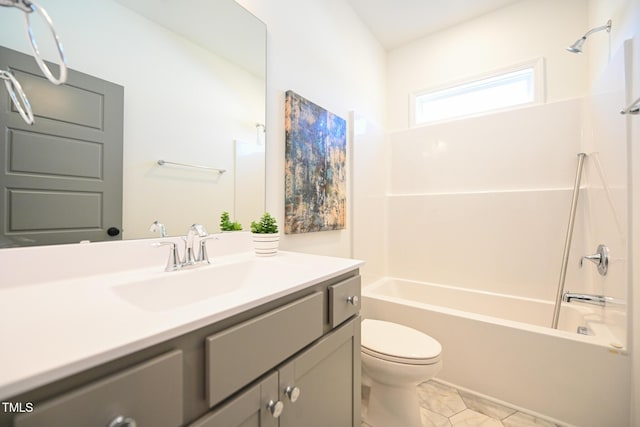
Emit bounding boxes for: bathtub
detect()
[361,278,630,427]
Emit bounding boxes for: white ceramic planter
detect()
[251,233,279,256]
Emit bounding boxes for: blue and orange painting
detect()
[285,90,346,234]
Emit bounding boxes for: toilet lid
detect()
[361,319,441,364]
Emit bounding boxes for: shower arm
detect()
[581,20,612,39]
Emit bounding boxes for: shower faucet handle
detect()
[579,244,609,276]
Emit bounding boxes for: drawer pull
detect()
[108,416,137,427]
[267,400,284,418]
[285,385,301,402]
[347,295,359,306]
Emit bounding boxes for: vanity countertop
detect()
[0,249,362,400]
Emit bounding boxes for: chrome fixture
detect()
[153,224,217,271]
[563,292,608,307]
[579,244,609,276]
[267,400,284,418]
[197,235,219,265]
[149,220,167,237]
[152,241,181,272]
[285,385,301,402]
[552,153,586,329]
[0,69,34,124]
[108,415,137,427]
[157,159,226,174]
[621,95,640,115]
[0,0,32,13]
[566,19,612,53]
[576,325,593,336]
[0,0,68,84]
[183,224,208,266]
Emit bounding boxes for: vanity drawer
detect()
[329,275,361,327]
[14,350,183,427]
[206,292,323,407]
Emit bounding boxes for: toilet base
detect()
[365,380,422,427]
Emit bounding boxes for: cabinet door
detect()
[14,350,183,427]
[190,371,280,427]
[206,292,324,407]
[278,316,360,427]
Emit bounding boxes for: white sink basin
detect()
[112,260,261,311]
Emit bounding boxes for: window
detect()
[411,59,544,126]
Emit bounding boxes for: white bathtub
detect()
[361,278,630,427]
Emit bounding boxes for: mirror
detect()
[0,0,266,245]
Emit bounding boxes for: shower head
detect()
[567,37,586,53]
[566,19,612,53]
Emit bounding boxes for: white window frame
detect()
[410,58,546,127]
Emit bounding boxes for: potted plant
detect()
[219,211,243,231]
[250,212,279,256]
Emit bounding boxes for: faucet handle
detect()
[579,244,609,276]
[183,224,209,265]
[152,241,181,272]
[197,236,219,264]
[579,254,601,267]
[190,223,208,237]
[149,220,167,237]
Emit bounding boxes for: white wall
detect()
[387,100,585,300]
[586,0,640,424]
[0,0,264,238]
[236,0,386,258]
[351,112,387,281]
[387,0,589,131]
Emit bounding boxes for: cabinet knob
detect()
[285,385,301,402]
[347,295,359,306]
[108,416,137,427]
[267,400,284,418]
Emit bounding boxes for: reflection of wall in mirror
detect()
[0,0,265,239]
[234,140,266,230]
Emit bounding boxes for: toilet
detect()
[361,319,442,427]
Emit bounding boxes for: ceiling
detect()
[346,0,523,50]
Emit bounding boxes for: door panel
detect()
[0,46,124,247]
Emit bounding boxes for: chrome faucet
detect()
[562,291,625,307]
[563,292,607,307]
[153,223,217,271]
[149,220,167,237]
[183,224,208,266]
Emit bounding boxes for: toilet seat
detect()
[361,319,441,365]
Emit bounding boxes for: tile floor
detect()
[361,380,561,427]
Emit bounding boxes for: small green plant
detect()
[251,212,278,234]
[220,211,243,231]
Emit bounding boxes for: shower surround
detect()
[386,97,628,340]
[367,94,631,425]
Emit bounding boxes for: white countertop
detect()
[0,248,362,400]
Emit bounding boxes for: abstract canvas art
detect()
[284,90,347,234]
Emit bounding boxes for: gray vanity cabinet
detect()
[12,350,183,427]
[192,317,360,427]
[195,274,361,427]
[1,269,361,427]
[278,317,360,427]
[189,372,279,427]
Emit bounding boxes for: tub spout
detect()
[562,291,619,307]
